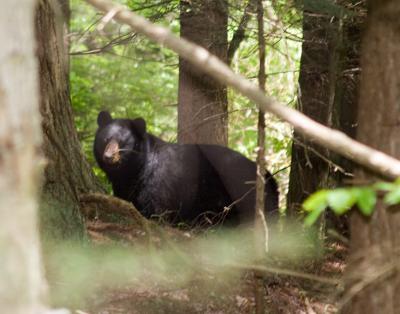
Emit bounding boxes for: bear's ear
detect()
[131,118,146,136]
[97,111,112,127]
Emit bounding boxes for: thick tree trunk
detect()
[287,4,363,222]
[36,0,100,239]
[287,11,333,215]
[344,1,400,312]
[325,6,364,232]
[178,0,228,145]
[0,0,47,312]
[334,12,362,144]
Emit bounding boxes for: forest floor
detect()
[73,196,346,314]
[77,222,346,314]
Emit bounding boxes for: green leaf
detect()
[326,189,355,215]
[354,187,376,216]
[304,205,325,227]
[384,187,400,205]
[303,190,328,226]
[303,190,328,212]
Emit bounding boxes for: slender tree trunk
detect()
[253,3,269,313]
[35,0,100,240]
[0,0,47,312]
[344,1,400,312]
[178,0,228,145]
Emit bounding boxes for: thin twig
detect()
[293,137,353,177]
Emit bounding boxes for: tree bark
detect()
[286,10,334,216]
[326,4,364,232]
[178,0,228,145]
[0,0,47,312]
[287,3,364,222]
[344,1,400,312]
[36,0,100,240]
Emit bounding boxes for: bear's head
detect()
[94,111,146,173]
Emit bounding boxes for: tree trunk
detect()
[287,9,336,216]
[325,4,365,232]
[35,0,100,240]
[344,1,400,312]
[0,0,47,312]
[287,4,363,222]
[178,0,228,145]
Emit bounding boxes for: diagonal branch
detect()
[85,0,400,180]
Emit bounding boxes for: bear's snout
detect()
[103,139,120,164]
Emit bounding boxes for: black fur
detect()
[94,111,279,226]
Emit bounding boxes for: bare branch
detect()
[85,0,400,180]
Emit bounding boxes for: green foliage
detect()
[271,0,303,26]
[353,187,376,216]
[303,180,400,226]
[303,190,328,226]
[379,178,400,205]
[126,0,179,23]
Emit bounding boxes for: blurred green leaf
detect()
[304,205,325,226]
[384,187,400,205]
[303,190,328,213]
[354,187,376,216]
[326,189,355,215]
[303,185,378,225]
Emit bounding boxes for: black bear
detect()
[94,111,279,227]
